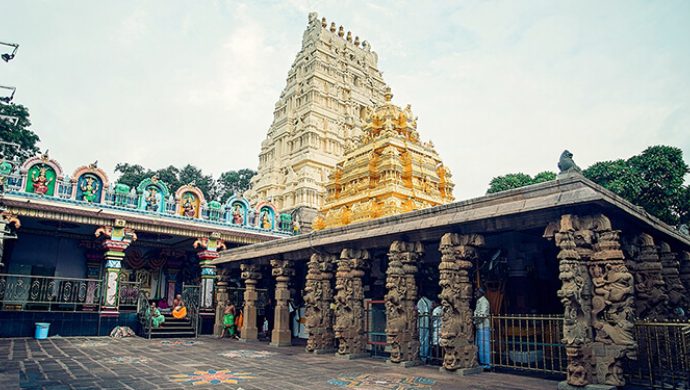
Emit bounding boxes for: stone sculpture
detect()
[658,241,690,317]
[385,240,423,364]
[305,253,335,353]
[545,214,636,387]
[628,234,667,319]
[558,150,581,175]
[437,233,483,371]
[333,248,369,357]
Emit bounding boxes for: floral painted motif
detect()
[170,369,254,386]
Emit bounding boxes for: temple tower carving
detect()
[246,12,389,228]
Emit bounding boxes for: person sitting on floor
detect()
[172,294,187,319]
[146,301,165,328]
[219,302,238,339]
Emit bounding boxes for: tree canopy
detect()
[0,103,40,161]
[486,146,690,227]
[487,171,556,194]
[114,163,256,203]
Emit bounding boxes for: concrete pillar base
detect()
[269,340,293,347]
[386,360,421,368]
[439,367,483,376]
[334,352,369,360]
[557,382,616,390]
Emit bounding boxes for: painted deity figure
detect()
[182,195,196,217]
[232,204,244,225]
[32,166,53,195]
[261,210,271,229]
[145,187,159,211]
[292,214,301,234]
[80,176,99,202]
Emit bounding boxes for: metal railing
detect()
[0,273,102,312]
[118,281,140,308]
[626,321,690,389]
[489,314,567,375]
[418,307,443,365]
[182,284,200,338]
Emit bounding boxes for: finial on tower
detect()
[354,36,360,46]
[321,17,327,28]
[330,22,336,33]
[346,31,352,42]
[338,26,344,37]
[384,87,393,102]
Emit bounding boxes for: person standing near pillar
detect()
[473,287,491,369]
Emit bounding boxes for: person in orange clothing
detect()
[172,294,187,319]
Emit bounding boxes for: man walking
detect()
[474,287,491,369]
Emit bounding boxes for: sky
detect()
[1,0,689,199]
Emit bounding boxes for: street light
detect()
[0,85,16,103]
[0,42,19,62]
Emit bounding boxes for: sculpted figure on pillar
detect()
[437,233,483,371]
[385,240,423,364]
[548,214,593,387]
[305,253,336,353]
[626,234,667,320]
[658,242,689,318]
[333,248,369,356]
[545,214,636,388]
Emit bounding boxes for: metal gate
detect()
[626,321,690,389]
[489,314,567,375]
[365,299,387,358]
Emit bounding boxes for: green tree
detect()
[217,168,256,202]
[178,164,214,199]
[584,146,689,225]
[486,145,690,226]
[0,103,40,161]
[487,172,556,194]
[114,163,152,188]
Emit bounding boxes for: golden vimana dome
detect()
[313,87,454,230]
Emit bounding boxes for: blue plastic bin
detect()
[34,322,50,339]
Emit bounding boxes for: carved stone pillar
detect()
[589,223,635,387]
[545,214,636,388]
[680,251,690,298]
[240,263,262,341]
[658,242,690,319]
[385,240,423,366]
[270,259,295,347]
[213,268,231,337]
[550,215,593,387]
[334,248,370,358]
[305,253,336,353]
[628,234,667,320]
[95,220,136,315]
[437,233,483,373]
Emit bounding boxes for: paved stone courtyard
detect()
[0,336,559,389]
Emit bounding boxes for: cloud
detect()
[1,0,688,200]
